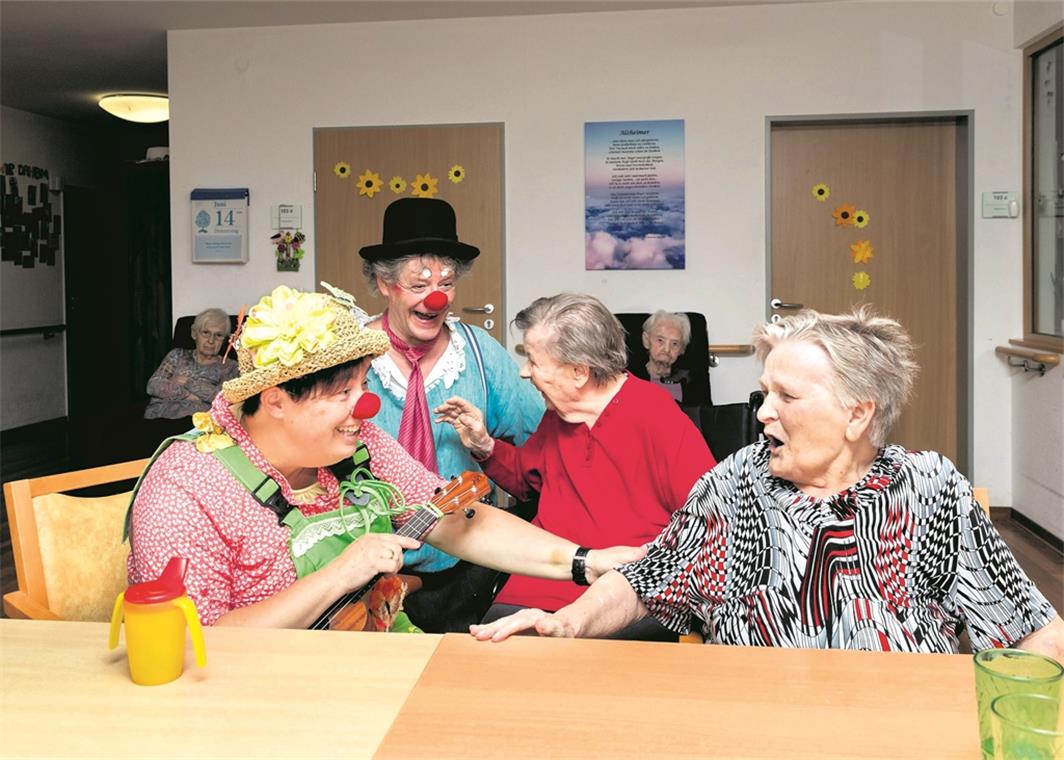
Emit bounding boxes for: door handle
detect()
[463,303,495,314]
[770,298,803,310]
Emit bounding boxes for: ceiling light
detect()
[98,95,169,123]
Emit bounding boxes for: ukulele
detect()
[310,471,489,632]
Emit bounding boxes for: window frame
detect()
[1021,25,1064,353]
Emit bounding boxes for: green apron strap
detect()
[122,431,201,542]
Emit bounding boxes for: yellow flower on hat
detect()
[241,286,338,369]
[192,412,235,453]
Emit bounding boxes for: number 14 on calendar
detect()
[191,188,249,264]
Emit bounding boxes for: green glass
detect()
[973,649,1063,759]
[992,693,1063,760]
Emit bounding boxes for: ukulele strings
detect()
[313,480,476,630]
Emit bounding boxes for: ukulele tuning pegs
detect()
[463,508,476,519]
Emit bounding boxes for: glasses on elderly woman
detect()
[196,329,228,342]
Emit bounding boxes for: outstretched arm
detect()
[425,502,645,584]
[468,570,649,642]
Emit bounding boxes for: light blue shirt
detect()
[367,320,544,571]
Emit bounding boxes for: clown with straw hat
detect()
[125,284,639,630]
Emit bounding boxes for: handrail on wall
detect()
[995,345,1060,377]
[708,344,755,368]
[0,324,66,340]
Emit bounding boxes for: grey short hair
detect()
[514,293,627,385]
[362,253,473,295]
[643,310,691,349]
[751,305,919,448]
[192,308,230,335]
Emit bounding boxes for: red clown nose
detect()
[422,290,449,313]
[352,392,381,420]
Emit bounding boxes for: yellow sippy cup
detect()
[108,556,206,686]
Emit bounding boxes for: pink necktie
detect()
[381,313,439,473]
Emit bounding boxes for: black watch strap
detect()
[571,546,591,586]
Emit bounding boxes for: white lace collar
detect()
[367,315,468,400]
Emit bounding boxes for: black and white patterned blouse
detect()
[619,441,1057,653]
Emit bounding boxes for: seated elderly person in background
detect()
[145,307,238,420]
[470,306,1063,659]
[435,293,717,641]
[636,310,692,403]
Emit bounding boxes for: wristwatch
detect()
[571,546,591,586]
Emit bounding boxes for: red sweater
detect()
[483,374,716,611]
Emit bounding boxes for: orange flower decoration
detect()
[849,240,874,264]
[833,203,856,226]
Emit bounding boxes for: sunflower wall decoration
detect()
[853,209,870,228]
[832,203,856,226]
[357,170,383,198]
[852,271,871,290]
[411,173,439,198]
[811,183,830,201]
[334,164,462,199]
[849,240,874,264]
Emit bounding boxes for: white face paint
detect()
[440,266,452,278]
[420,267,432,279]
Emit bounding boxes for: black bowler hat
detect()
[358,198,480,262]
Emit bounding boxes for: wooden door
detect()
[313,124,505,341]
[770,118,965,465]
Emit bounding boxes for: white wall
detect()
[1009,0,1063,537]
[0,107,86,429]
[1013,0,1062,47]
[168,2,1042,511]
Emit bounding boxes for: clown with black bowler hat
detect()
[358,197,544,632]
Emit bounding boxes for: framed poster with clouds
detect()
[585,119,685,270]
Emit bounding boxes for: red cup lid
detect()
[125,557,188,604]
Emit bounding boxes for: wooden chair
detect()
[3,458,148,620]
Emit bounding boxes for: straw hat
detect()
[221,285,389,404]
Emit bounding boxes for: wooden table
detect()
[376,634,982,759]
[0,619,441,758]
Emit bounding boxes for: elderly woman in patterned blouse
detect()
[471,306,1064,659]
[145,308,238,420]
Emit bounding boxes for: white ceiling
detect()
[0,0,790,125]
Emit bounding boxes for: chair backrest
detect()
[3,458,149,621]
[172,314,240,354]
[614,311,711,405]
[698,390,766,462]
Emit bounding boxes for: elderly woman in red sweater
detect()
[435,292,717,641]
